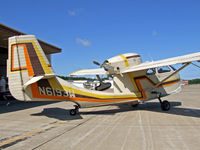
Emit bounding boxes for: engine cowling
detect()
[104,53,142,74]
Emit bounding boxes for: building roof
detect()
[0,24,61,55]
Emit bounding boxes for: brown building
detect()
[0,24,61,77]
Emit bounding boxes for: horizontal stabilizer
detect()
[23,74,56,89]
[70,68,106,76]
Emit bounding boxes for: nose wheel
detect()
[70,105,79,116]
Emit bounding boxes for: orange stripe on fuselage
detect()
[135,76,180,88]
[161,80,180,87]
[69,97,139,102]
[135,78,147,99]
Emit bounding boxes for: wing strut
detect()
[191,62,200,69]
[155,63,191,87]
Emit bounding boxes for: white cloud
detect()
[76,38,91,46]
[152,30,158,36]
[68,9,80,16]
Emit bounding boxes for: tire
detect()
[161,100,170,111]
[131,103,139,107]
[69,109,76,116]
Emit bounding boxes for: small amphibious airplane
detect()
[8,35,200,115]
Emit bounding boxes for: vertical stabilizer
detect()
[8,35,55,100]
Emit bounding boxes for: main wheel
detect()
[131,103,139,107]
[161,100,170,111]
[69,109,77,116]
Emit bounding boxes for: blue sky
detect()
[1,0,200,79]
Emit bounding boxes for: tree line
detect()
[188,78,200,84]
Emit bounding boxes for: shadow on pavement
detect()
[80,101,200,118]
[0,99,60,114]
[2,100,200,119]
[31,107,83,120]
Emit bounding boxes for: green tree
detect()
[188,78,200,84]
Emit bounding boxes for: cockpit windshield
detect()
[157,66,171,73]
[146,68,156,75]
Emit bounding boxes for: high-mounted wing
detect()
[70,68,106,76]
[122,52,200,73]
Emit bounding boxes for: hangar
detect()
[0,23,61,77]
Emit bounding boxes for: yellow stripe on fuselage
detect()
[48,78,63,90]
[119,54,129,67]
[62,84,138,99]
[119,54,140,93]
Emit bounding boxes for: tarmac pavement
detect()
[0,85,200,150]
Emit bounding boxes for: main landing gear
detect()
[152,92,170,111]
[69,105,79,116]
[157,93,170,111]
[161,100,170,111]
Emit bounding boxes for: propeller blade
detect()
[93,61,101,66]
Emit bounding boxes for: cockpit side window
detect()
[157,66,171,73]
[146,68,156,75]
